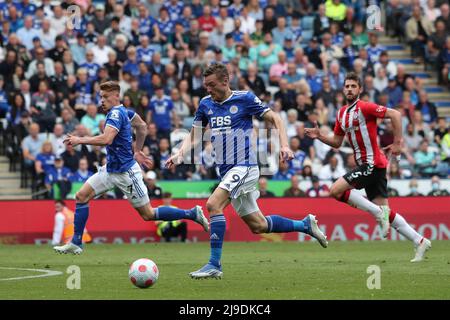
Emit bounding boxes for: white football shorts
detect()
[86,162,150,208]
[218,165,261,217]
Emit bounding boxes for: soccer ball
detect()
[129,258,159,288]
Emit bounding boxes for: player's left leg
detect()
[236,190,328,248]
[371,196,431,262]
[117,163,209,231]
[190,186,230,279]
[330,165,390,237]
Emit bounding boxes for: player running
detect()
[305,72,431,263]
[54,81,208,255]
[165,63,328,279]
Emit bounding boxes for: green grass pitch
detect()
[1,241,449,300]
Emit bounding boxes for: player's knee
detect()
[141,206,155,221]
[329,185,342,200]
[206,200,220,214]
[75,191,89,204]
[249,221,267,234]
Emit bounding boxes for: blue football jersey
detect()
[104,105,136,173]
[193,91,270,177]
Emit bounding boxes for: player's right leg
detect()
[189,187,230,279]
[53,182,97,255]
[54,167,112,255]
[236,191,328,248]
[119,163,209,231]
[329,167,389,238]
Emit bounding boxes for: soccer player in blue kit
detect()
[165,64,328,279]
[54,81,208,254]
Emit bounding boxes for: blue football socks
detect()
[72,202,89,246]
[209,214,226,268]
[154,206,196,221]
[265,215,310,234]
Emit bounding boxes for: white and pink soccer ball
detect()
[129,258,159,288]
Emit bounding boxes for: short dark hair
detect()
[203,63,229,81]
[99,81,121,93]
[55,200,66,206]
[162,192,172,199]
[344,72,362,88]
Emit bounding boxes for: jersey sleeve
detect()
[127,109,136,121]
[333,110,345,136]
[360,101,387,119]
[246,92,270,119]
[192,101,208,128]
[105,109,122,132]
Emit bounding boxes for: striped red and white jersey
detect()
[334,99,388,168]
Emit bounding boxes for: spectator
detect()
[269,50,288,86]
[60,107,79,135]
[384,76,403,109]
[314,4,330,37]
[306,175,330,198]
[283,175,306,197]
[30,80,57,133]
[434,117,448,145]
[404,123,423,153]
[147,86,177,140]
[318,155,345,182]
[48,124,66,157]
[60,143,82,173]
[26,47,55,79]
[44,156,72,199]
[273,159,295,180]
[406,179,423,196]
[289,136,306,175]
[322,34,345,67]
[244,63,266,97]
[373,67,389,93]
[80,103,106,136]
[258,177,275,198]
[170,88,190,123]
[406,5,435,62]
[35,141,56,182]
[374,51,397,79]
[262,6,277,34]
[351,21,368,50]
[414,139,438,177]
[69,158,93,183]
[427,175,449,196]
[325,0,347,23]
[416,90,438,126]
[16,15,40,51]
[254,32,283,73]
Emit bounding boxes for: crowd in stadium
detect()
[0,0,449,199]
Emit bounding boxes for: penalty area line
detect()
[0,267,63,281]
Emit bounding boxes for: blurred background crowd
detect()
[0,0,449,200]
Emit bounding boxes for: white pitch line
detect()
[0,267,63,281]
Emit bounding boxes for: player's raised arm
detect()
[305,121,345,148]
[165,125,204,169]
[130,112,153,168]
[63,125,118,147]
[382,108,403,158]
[262,109,294,162]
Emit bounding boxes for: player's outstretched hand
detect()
[63,134,80,147]
[165,152,183,169]
[304,121,320,139]
[383,142,402,161]
[280,146,294,163]
[134,151,153,169]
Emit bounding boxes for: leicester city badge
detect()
[229,105,238,114]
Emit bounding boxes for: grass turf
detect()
[0,241,449,300]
